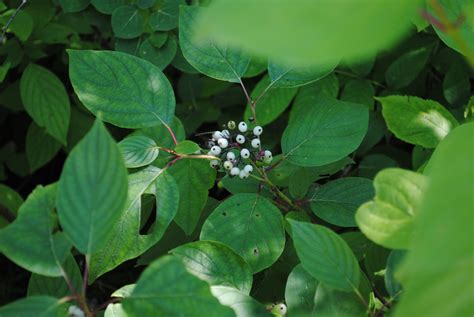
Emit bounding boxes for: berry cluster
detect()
[208,121,273,179]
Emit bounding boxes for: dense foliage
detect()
[0,0,472,316]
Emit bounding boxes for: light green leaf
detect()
[0,185,71,276]
[268,62,337,88]
[89,166,178,281]
[285,264,319,313]
[149,0,185,31]
[27,255,82,298]
[288,220,360,291]
[105,303,127,317]
[200,193,285,273]
[0,296,66,317]
[112,284,136,298]
[111,5,144,39]
[194,1,421,68]
[179,6,250,82]
[20,63,70,145]
[309,177,374,227]
[282,97,368,166]
[174,140,201,155]
[68,49,176,128]
[355,168,428,249]
[244,74,298,125]
[26,122,62,173]
[211,286,272,317]
[385,46,431,89]
[118,135,159,168]
[395,123,474,317]
[168,159,216,235]
[171,240,253,294]
[378,95,459,148]
[57,119,128,255]
[122,255,235,317]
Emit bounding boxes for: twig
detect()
[1,0,28,44]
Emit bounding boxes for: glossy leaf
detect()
[282,97,368,166]
[172,240,253,294]
[118,135,159,168]
[244,74,298,126]
[179,6,250,82]
[89,166,178,280]
[168,159,216,235]
[268,61,337,88]
[201,193,285,273]
[194,1,421,67]
[355,168,428,249]
[0,296,66,317]
[309,177,374,227]
[0,185,70,276]
[57,119,128,255]
[68,49,175,128]
[174,140,201,155]
[378,95,458,148]
[395,123,474,317]
[285,264,319,313]
[211,286,272,317]
[20,63,70,145]
[288,220,360,291]
[122,255,235,317]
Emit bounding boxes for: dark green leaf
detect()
[26,122,61,173]
[149,0,185,31]
[111,5,144,39]
[0,296,66,317]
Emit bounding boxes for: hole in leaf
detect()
[222,211,227,216]
[253,248,259,255]
[255,213,260,218]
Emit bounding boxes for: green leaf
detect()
[118,135,159,168]
[285,264,319,313]
[59,0,90,13]
[168,159,216,235]
[443,61,471,107]
[194,1,421,67]
[0,184,23,227]
[427,0,474,58]
[220,175,261,194]
[0,296,66,317]
[282,97,368,166]
[105,303,127,317]
[1,9,34,42]
[68,50,175,128]
[341,79,375,109]
[201,193,285,273]
[384,250,406,299]
[89,166,178,280]
[57,119,128,255]
[111,5,144,39]
[244,74,297,126]
[122,255,235,317]
[28,254,82,298]
[0,185,71,276]
[26,122,62,173]
[385,46,431,89]
[0,61,10,83]
[171,240,253,294]
[288,220,360,291]
[268,62,337,88]
[358,154,399,179]
[91,0,125,14]
[138,116,186,151]
[395,122,474,317]
[378,95,459,148]
[149,0,185,31]
[179,6,250,82]
[341,232,371,262]
[20,63,70,145]
[138,35,178,70]
[309,177,374,227]
[211,286,272,317]
[355,168,428,249]
[174,140,201,155]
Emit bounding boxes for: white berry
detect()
[239,170,249,179]
[251,138,260,148]
[238,122,248,132]
[212,131,223,140]
[253,126,263,136]
[244,165,253,173]
[210,160,219,168]
[240,148,250,159]
[217,138,229,148]
[226,152,236,161]
[223,161,233,170]
[210,146,221,155]
[230,167,240,176]
[236,134,245,144]
[221,129,230,138]
[277,303,287,315]
[264,150,272,159]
